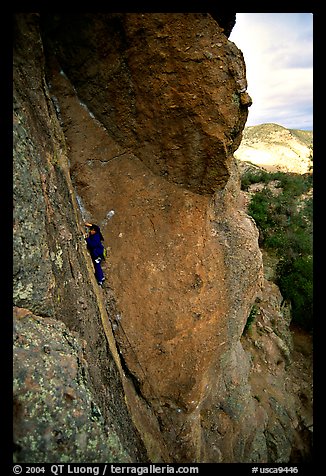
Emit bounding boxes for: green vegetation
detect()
[243,304,259,334]
[241,170,313,331]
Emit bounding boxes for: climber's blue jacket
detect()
[86,232,104,260]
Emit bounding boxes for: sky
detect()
[229,13,313,131]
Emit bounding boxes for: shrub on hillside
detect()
[242,170,313,331]
[277,255,313,330]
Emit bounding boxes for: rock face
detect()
[240,280,313,463]
[13,13,149,464]
[235,123,313,174]
[13,307,133,463]
[41,13,249,195]
[13,13,312,464]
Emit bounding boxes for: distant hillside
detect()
[235,123,313,174]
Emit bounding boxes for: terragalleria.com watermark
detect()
[48,465,199,475]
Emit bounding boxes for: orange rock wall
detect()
[42,13,265,461]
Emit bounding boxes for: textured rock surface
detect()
[13,12,312,464]
[13,307,132,463]
[41,13,250,195]
[13,13,149,464]
[42,13,266,462]
[241,280,313,463]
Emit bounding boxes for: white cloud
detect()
[229,13,313,130]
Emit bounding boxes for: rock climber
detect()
[84,222,105,286]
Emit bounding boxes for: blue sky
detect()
[229,13,313,130]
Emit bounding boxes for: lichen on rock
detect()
[13,308,132,463]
